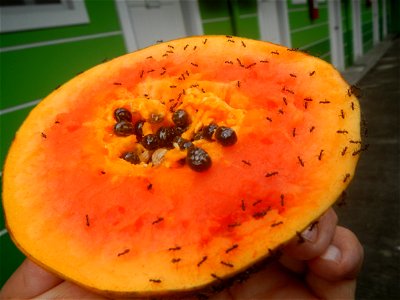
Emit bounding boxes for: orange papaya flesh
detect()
[3,36,361,297]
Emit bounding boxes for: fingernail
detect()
[321,245,342,263]
[301,226,318,242]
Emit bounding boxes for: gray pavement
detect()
[337,37,400,299]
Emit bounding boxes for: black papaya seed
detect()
[202,122,219,140]
[142,134,159,150]
[156,126,177,148]
[172,109,190,128]
[186,147,212,172]
[114,108,132,122]
[215,126,237,146]
[173,136,193,150]
[114,121,134,137]
[121,151,141,164]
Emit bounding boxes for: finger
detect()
[306,273,357,299]
[283,208,338,261]
[0,258,63,299]
[33,281,107,299]
[307,226,364,281]
[226,262,312,299]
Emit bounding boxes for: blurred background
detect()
[0,0,399,298]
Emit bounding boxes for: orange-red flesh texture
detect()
[3,36,361,296]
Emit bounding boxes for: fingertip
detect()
[283,208,338,261]
[308,226,364,281]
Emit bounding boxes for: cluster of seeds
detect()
[113,107,237,172]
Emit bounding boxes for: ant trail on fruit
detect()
[152,217,164,225]
[168,246,181,251]
[278,109,284,114]
[237,80,241,88]
[203,38,208,44]
[350,140,362,144]
[265,171,279,177]
[113,82,122,85]
[228,222,241,228]
[169,85,177,88]
[193,46,197,50]
[292,128,296,137]
[166,50,174,54]
[146,56,153,59]
[319,100,330,104]
[351,102,355,110]
[352,144,369,156]
[184,44,189,50]
[211,273,223,281]
[343,173,351,183]
[167,44,174,49]
[220,261,234,268]
[226,244,238,253]
[266,117,272,122]
[253,207,270,219]
[283,97,287,105]
[241,41,247,47]
[41,132,47,139]
[341,146,348,156]
[246,63,256,69]
[171,258,181,263]
[271,50,279,55]
[260,59,269,63]
[271,221,283,227]
[237,58,244,67]
[227,39,235,43]
[147,69,155,73]
[290,73,297,78]
[252,200,262,206]
[191,63,199,67]
[340,110,345,119]
[298,156,305,167]
[280,194,285,206]
[149,279,162,283]
[197,256,208,267]
[241,199,246,211]
[117,249,130,257]
[241,159,251,166]
[85,214,90,227]
[309,71,316,76]
[337,130,349,134]
[318,149,324,161]
[225,60,233,64]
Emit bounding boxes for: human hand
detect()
[0,208,363,299]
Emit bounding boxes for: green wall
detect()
[0,0,126,287]
[287,1,331,63]
[199,0,260,39]
[361,1,374,54]
[342,0,354,68]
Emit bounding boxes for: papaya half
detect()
[2,36,361,297]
